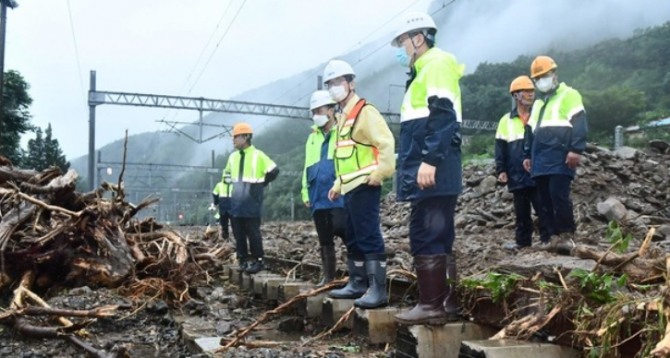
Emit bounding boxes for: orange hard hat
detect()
[509,75,534,94]
[530,56,557,79]
[232,122,253,136]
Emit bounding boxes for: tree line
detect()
[1,70,70,172]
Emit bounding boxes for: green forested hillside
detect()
[462,21,670,157]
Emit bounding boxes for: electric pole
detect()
[0,0,17,102]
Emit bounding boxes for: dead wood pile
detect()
[0,165,231,301]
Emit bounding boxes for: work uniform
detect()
[396,47,463,256]
[525,82,587,236]
[495,108,549,246]
[223,145,279,262]
[212,177,232,239]
[302,124,346,247]
[331,94,395,258]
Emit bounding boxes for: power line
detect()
[289,0,458,106]
[188,0,247,95]
[178,1,234,97]
[273,0,422,105]
[65,0,86,111]
[162,1,234,125]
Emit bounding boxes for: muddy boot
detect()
[329,255,367,299]
[245,258,264,274]
[354,254,388,309]
[317,245,336,287]
[555,232,576,256]
[443,254,459,321]
[395,254,450,325]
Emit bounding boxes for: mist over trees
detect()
[75,21,670,223]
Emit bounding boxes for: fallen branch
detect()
[19,305,118,318]
[13,317,89,338]
[651,257,670,357]
[302,306,355,346]
[217,278,347,352]
[573,245,667,282]
[15,191,80,217]
[219,338,284,349]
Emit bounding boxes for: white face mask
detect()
[328,85,348,102]
[534,75,555,93]
[312,114,329,127]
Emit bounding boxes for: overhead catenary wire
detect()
[178,1,234,97]
[272,0,423,105]
[289,0,458,107]
[188,0,247,95]
[161,0,234,124]
[65,0,87,112]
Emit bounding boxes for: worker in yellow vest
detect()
[391,12,462,326]
[523,56,587,254]
[324,59,396,309]
[302,90,347,286]
[211,173,233,240]
[496,76,550,250]
[224,122,279,274]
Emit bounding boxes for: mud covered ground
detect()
[0,143,668,358]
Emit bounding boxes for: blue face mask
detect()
[395,47,411,68]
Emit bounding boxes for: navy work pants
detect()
[231,217,264,260]
[313,208,346,247]
[409,195,458,256]
[535,174,575,236]
[343,185,384,258]
[218,209,231,238]
[512,186,550,246]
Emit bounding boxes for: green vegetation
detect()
[462,21,670,152]
[460,272,526,303]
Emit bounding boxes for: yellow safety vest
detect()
[334,99,379,184]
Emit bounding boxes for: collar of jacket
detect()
[340,93,362,117]
[238,145,255,154]
[539,82,565,100]
[412,47,440,74]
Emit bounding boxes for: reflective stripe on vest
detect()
[529,84,583,131]
[495,113,525,142]
[334,99,379,184]
[227,147,273,184]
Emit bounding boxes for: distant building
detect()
[625,117,670,133]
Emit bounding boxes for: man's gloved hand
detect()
[208,203,217,211]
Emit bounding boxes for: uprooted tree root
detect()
[459,227,670,358]
[0,132,231,355]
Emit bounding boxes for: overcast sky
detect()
[6,0,435,158]
[6,0,670,159]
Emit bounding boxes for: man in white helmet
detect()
[391,12,464,326]
[301,90,347,287]
[323,59,396,309]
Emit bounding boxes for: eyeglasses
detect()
[325,76,346,89]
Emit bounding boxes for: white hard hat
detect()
[391,11,437,47]
[323,59,355,84]
[309,90,336,110]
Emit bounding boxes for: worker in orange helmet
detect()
[523,56,588,255]
[223,122,279,273]
[496,76,550,251]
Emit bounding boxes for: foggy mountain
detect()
[70,0,670,186]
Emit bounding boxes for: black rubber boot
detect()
[245,258,264,274]
[395,254,450,325]
[317,245,336,287]
[444,254,459,320]
[328,255,367,299]
[354,253,388,309]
